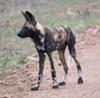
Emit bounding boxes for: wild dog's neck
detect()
[30,22,45,50]
[30,29,45,49]
[36,21,45,35]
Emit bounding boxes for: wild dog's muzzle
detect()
[17,30,28,38]
[17,32,24,38]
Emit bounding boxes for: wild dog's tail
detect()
[65,27,83,84]
[65,27,82,72]
[64,26,76,48]
[67,27,76,49]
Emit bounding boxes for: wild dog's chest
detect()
[45,31,56,51]
[34,33,56,52]
[35,38,45,51]
[31,34,45,51]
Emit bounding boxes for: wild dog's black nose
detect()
[17,33,22,38]
[17,33,20,37]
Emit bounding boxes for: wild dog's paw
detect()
[78,77,84,84]
[52,84,59,89]
[31,85,40,91]
[59,81,66,86]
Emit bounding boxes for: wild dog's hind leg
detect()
[31,51,46,91]
[68,45,83,84]
[58,49,68,86]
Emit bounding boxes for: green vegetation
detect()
[0,0,100,72]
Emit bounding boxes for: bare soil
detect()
[0,25,100,98]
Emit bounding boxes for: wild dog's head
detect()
[17,11,44,38]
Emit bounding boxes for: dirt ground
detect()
[0,25,100,98]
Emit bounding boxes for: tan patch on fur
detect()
[58,27,67,40]
[54,32,59,42]
[54,27,67,43]
[36,22,45,35]
[25,22,35,31]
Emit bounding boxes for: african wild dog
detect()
[17,11,83,91]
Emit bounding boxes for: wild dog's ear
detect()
[21,11,25,16]
[25,11,37,25]
[21,11,28,20]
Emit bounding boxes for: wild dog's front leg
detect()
[47,53,59,89]
[31,51,46,91]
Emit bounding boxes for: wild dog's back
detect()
[44,25,72,50]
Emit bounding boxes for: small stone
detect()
[18,85,24,91]
[58,63,62,66]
